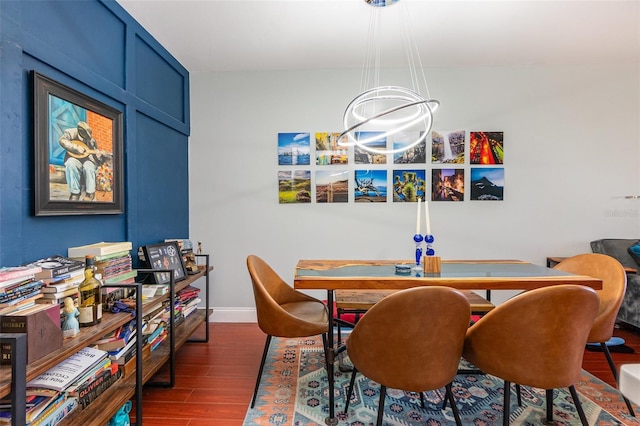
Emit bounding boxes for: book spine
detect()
[34,397,78,426]
[0,266,41,281]
[77,369,122,409]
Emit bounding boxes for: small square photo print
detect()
[278,132,310,165]
[469,131,504,165]
[392,169,426,202]
[278,170,311,203]
[431,130,465,164]
[431,168,464,202]
[316,170,349,203]
[315,132,348,165]
[470,167,504,201]
[354,169,387,202]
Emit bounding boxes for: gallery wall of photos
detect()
[277,130,504,204]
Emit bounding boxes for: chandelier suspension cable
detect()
[339,0,440,155]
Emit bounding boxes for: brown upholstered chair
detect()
[463,284,600,426]
[553,253,635,416]
[246,255,329,408]
[344,286,470,426]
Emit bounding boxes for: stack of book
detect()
[67,242,136,310]
[95,319,137,366]
[141,301,170,352]
[0,265,44,315]
[28,255,85,321]
[21,346,121,424]
[176,285,201,323]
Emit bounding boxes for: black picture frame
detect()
[32,71,124,216]
[141,242,188,284]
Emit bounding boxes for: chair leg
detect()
[545,389,554,423]
[515,383,522,406]
[569,385,589,426]
[337,309,342,344]
[321,333,329,368]
[601,342,636,417]
[377,385,387,426]
[420,391,425,408]
[503,380,511,426]
[251,335,272,408]
[344,367,358,412]
[445,383,462,426]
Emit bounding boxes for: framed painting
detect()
[32,71,124,216]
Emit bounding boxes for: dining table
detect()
[293,259,603,425]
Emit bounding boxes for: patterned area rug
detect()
[243,335,640,426]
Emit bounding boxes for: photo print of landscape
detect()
[432,130,465,164]
[470,167,504,200]
[392,169,426,202]
[393,134,427,164]
[432,168,464,201]
[354,169,387,202]
[278,170,311,204]
[315,132,348,166]
[278,132,311,165]
[354,131,387,165]
[316,170,349,203]
[469,131,504,164]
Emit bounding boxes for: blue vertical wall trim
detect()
[0,0,190,266]
[0,0,26,264]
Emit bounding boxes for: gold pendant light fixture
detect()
[338,0,439,155]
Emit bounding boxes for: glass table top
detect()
[296,261,573,279]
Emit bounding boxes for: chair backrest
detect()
[246,255,327,337]
[463,284,599,390]
[346,286,470,392]
[554,253,626,343]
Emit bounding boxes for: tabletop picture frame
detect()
[141,241,188,284]
[32,71,124,216]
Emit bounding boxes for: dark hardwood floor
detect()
[134,322,640,425]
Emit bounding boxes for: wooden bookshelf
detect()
[0,262,212,425]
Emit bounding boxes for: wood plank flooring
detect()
[135,322,640,425]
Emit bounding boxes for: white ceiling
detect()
[116,0,640,73]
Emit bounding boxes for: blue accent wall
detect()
[0,0,190,266]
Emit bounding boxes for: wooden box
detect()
[0,304,63,364]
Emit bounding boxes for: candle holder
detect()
[423,234,441,274]
[424,234,435,256]
[413,233,424,270]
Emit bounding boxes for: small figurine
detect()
[61,297,80,338]
[185,252,199,274]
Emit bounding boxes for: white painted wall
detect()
[188,65,640,322]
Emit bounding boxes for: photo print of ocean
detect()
[431,168,464,202]
[278,132,310,165]
[316,170,349,203]
[354,169,387,202]
[354,131,387,165]
[392,169,426,202]
[470,131,504,165]
[432,130,465,164]
[278,170,311,204]
[315,132,348,165]
[470,167,504,201]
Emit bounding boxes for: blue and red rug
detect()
[243,335,640,425]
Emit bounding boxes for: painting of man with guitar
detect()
[59,121,112,201]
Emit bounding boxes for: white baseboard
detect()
[207,307,257,323]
